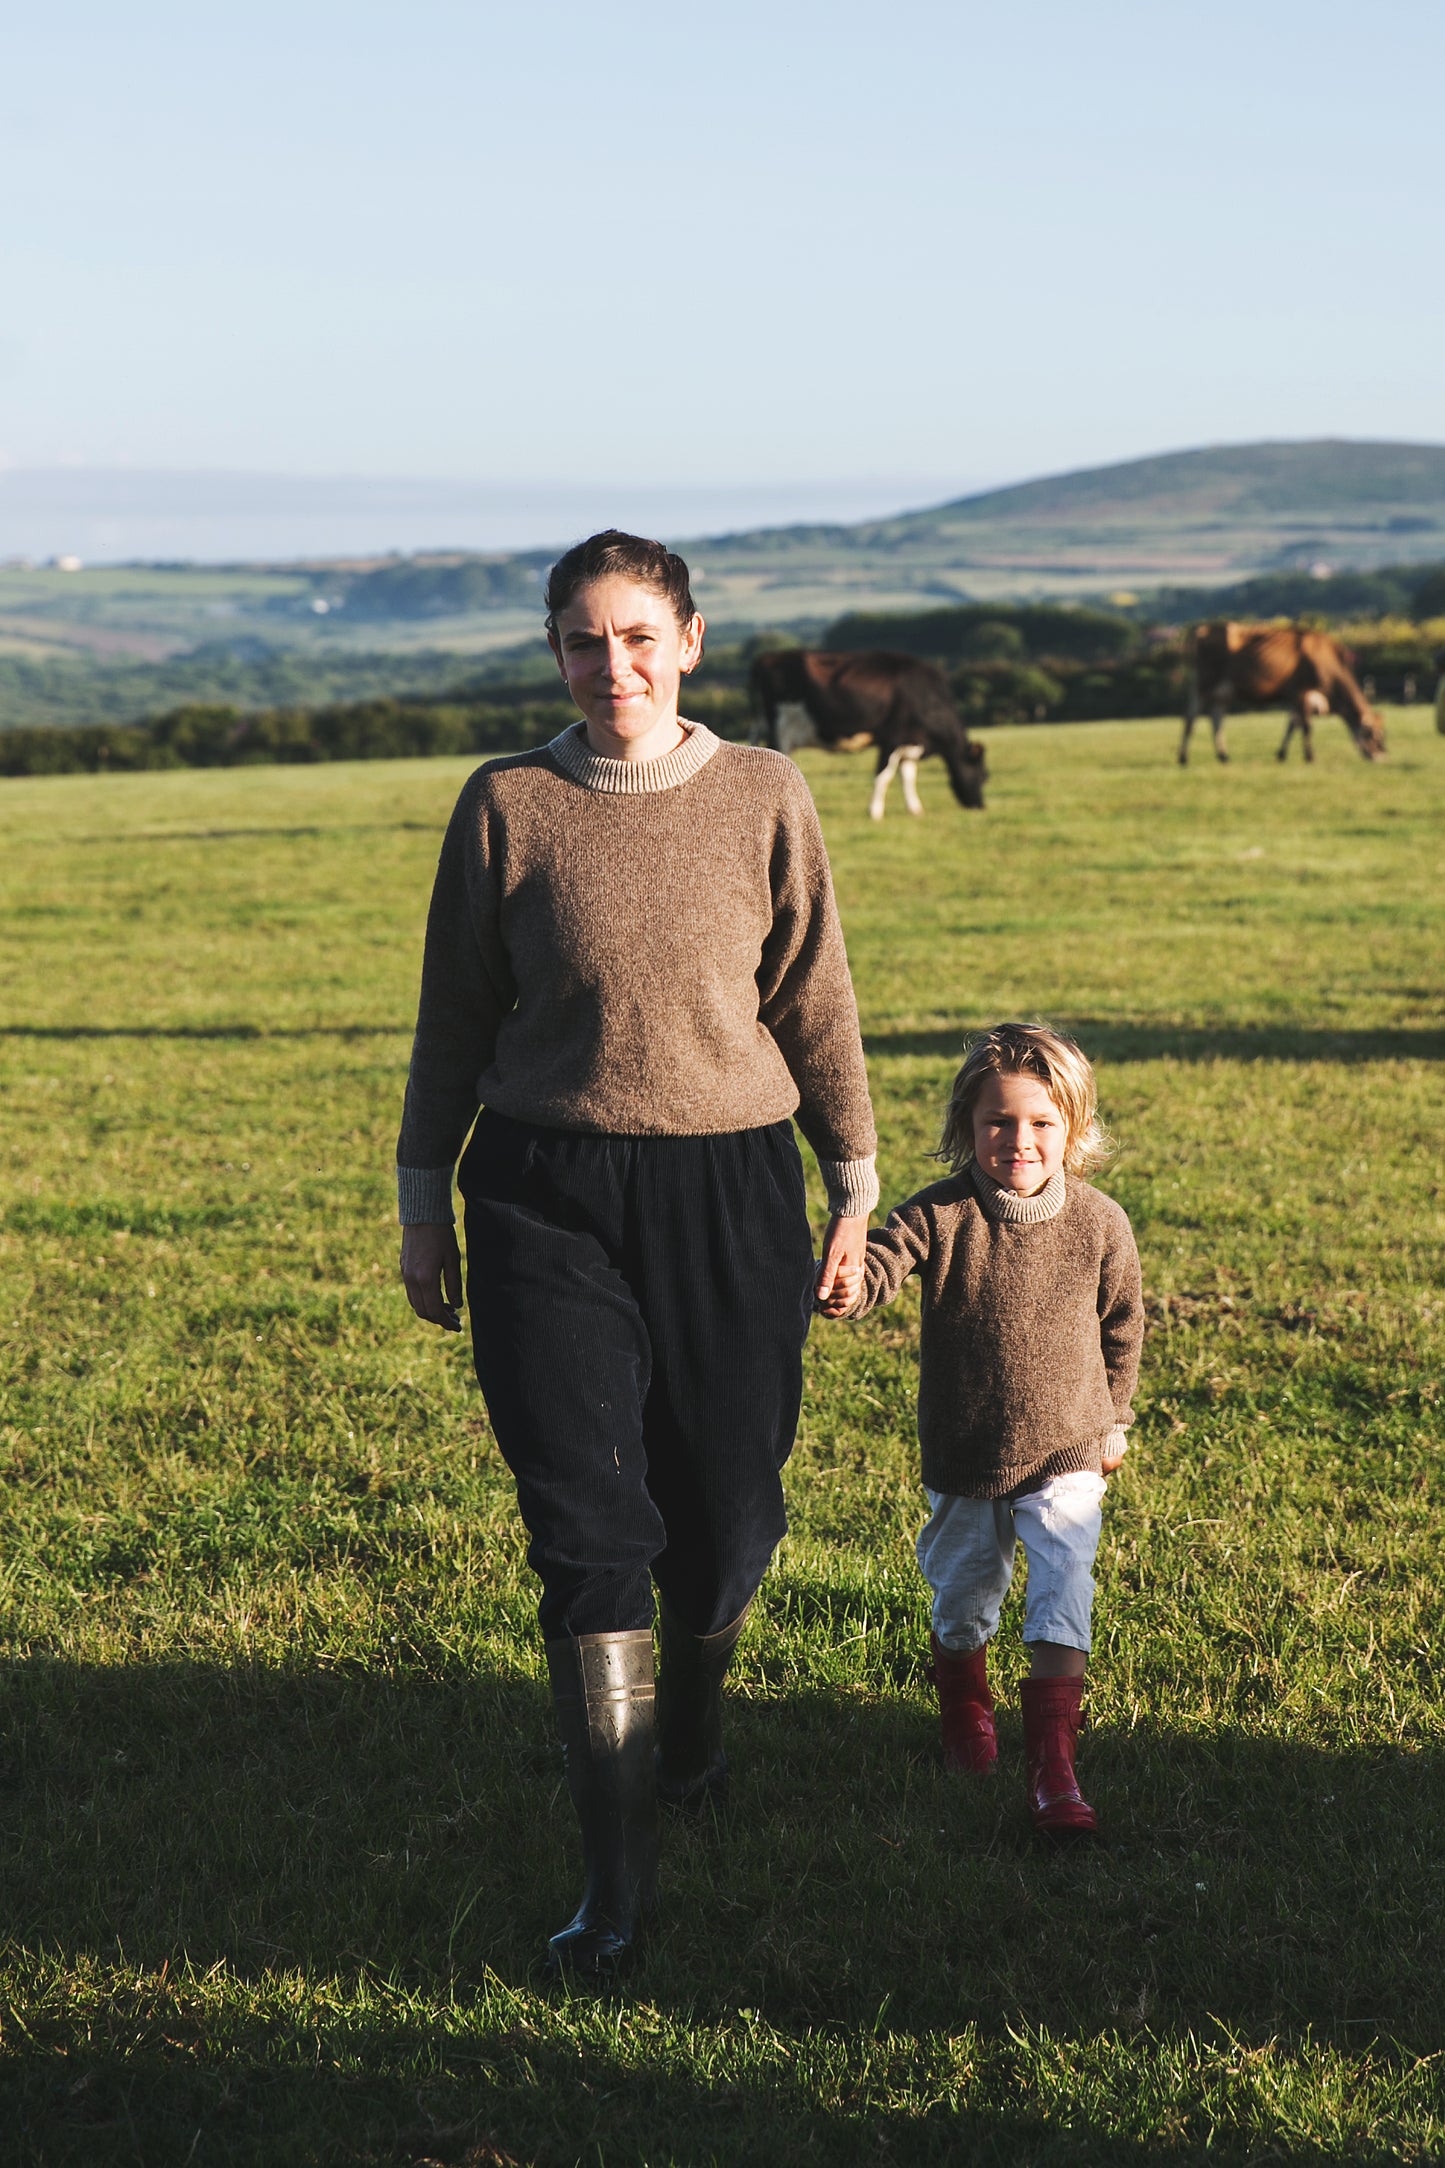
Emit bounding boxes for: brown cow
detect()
[748,648,987,818]
[1179,622,1387,765]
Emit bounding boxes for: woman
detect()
[398,530,877,1976]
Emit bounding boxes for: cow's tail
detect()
[1183,624,1216,722]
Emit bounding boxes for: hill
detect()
[680,439,1445,621]
[282,440,1445,625]
[3,441,1445,732]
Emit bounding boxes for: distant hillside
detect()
[5,441,1445,733]
[680,440,1445,621]
[290,441,1445,632]
[894,439,1445,528]
[295,440,1445,626]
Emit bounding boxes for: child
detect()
[821,1022,1143,1836]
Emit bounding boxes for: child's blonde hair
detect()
[935,1022,1113,1177]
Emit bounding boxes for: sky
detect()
[2,0,1443,557]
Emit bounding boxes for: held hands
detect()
[400,1222,464,1332]
[404,1215,873,1331]
[1100,1426,1130,1475]
[815,1212,868,1318]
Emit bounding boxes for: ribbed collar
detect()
[969,1163,1068,1225]
[546,719,721,796]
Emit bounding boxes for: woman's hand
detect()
[1100,1426,1130,1475]
[815,1212,868,1316]
[400,1222,463,1332]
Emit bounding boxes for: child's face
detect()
[971,1072,1068,1194]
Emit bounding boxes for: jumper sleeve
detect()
[843,1203,934,1319]
[395,775,517,1223]
[1097,1211,1145,1426]
[756,773,878,1216]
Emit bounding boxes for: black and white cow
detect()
[748,648,987,818]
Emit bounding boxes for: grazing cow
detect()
[1180,621,1387,765]
[748,648,987,818]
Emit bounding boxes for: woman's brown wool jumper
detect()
[396,722,879,1225]
[845,1164,1144,1497]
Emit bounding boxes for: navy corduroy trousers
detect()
[460,1110,817,1640]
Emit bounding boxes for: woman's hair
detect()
[935,1021,1113,1176]
[544,529,697,635]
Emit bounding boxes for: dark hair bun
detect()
[545,530,696,634]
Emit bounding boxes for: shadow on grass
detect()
[864,1020,1445,1065]
[8,1022,1440,1057]
[0,1022,407,1041]
[0,1658,1436,2161]
[2,2031,1398,2168]
[73,822,445,845]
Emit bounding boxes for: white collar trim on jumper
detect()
[969,1163,1068,1225]
[546,718,721,796]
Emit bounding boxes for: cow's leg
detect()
[1277,712,1296,762]
[898,746,925,816]
[1308,690,1333,759]
[1179,676,1200,764]
[870,747,905,821]
[1211,700,1229,763]
[1286,690,1326,763]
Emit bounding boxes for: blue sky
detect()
[3,0,1442,543]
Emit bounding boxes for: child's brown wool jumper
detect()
[846,1164,1144,1497]
[397,722,878,1224]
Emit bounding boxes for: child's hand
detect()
[817,1260,865,1317]
[1101,1426,1130,1475]
[815,1212,868,1315]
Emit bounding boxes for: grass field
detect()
[1,709,1442,2165]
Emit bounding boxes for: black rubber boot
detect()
[655,1599,750,1813]
[544,1629,658,1980]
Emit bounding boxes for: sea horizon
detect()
[0,466,997,569]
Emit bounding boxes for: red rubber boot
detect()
[1020,1676,1097,1837]
[929,1635,997,1774]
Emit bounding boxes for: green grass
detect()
[0,709,1442,2164]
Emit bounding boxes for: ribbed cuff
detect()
[820,1155,879,1219]
[397,1164,455,1226]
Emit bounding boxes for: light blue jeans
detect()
[917,1471,1107,1655]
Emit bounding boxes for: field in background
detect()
[5,441,1445,740]
[1,711,1442,2163]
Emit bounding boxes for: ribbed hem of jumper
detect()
[968,1163,1067,1224]
[397,1164,455,1226]
[921,1439,1106,1497]
[545,719,721,794]
[821,1155,880,1218]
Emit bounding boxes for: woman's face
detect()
[548,575,704,753]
